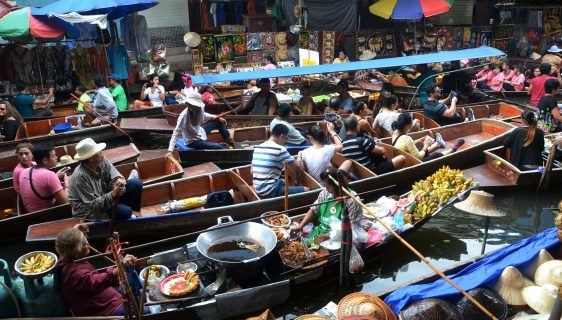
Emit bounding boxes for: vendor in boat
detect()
[166,90,232,152]
[336,80,353,113]
[351,101,379,138]
[342,117,406,175]
[133,74,165,109]
[503,110,544,171]
[391,113,464,162]
[56,224,144,316]
[291,168,362,245]
[296,84,316,115]
[107,76,128,112]
[0,101,23,142]
[68,138,143,220]
[14,81,55,118]
[13,142,34,193]
[537,78,562,133]
[19,143,69,213]
[423,84,465,126]
[271,103,310,146]
[88,76,118,126]
[235,78,278,115]
[252,123,310,198]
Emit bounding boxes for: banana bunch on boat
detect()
[19,253,55,274]
[411,166,473,221]
[160,196,207,214]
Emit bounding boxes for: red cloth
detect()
[247,0,256,15]
[58,258,122,317]
[28,10,66,38]
[530,75,555,106]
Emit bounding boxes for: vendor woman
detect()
[291,168,363,244]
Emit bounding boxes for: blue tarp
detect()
[191,47,505,85]
[32,0,158,20]
[384,228,560,315]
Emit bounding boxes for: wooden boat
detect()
[114,155,183,186]
[463,133,562,188]
[26,164,322,242]
[22,103,81,121]
[409,101,524,124]
[119,106,164,118]
[0,143,140,189]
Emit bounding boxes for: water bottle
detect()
[77,116,83,129]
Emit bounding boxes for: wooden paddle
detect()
[71,93,134,143]
[537,144,557,192]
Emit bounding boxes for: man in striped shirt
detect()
[341,117,405,175]
[252,124,310,198]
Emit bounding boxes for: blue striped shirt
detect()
[252,140,294,197]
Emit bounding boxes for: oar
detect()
[328,176,498,320]
[71,93,134,143]
[105,194,121,246]
[88,245,116,265]
[138,267,150,319]
[537,144,557,192]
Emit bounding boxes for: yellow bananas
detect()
[411,166,473,221]
[19,253,55,274]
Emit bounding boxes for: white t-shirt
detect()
[144,85,165,107]
[301,144,336,181]
[373,111,400,133]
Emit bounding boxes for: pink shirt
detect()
[511,74,526,91]
[490,72,505,91]
[19,167,62,213]
[485,71,494,85]
[263,63,277,86]
[503,70,515,81]
[13,162,32,193]
[530,75,556,106]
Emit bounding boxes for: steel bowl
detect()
[139,265,169,283]
[15,251,58,279]
[176,262,198,274]
[260,211,291,228]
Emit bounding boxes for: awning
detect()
[191,47,505,85]
[32,0,158,20]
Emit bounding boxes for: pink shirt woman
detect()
[511,73,526,91]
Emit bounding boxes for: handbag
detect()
[204,190,234,209]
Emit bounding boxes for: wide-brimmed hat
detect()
[185,91,205,108]
[337,293,396,320]
[547,45,562,53]
[454,190,506,217]
[73,138,106,161]
[59,155,77,166]
[522,284,558,314]
[359,50,376,61]
[183,32,201,48]
[533,259,562,287]
[493,266,534,306]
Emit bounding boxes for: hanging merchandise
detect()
[198,35,216,64]
[214,35,235,63]
[230,34,247,57]
[120,13,150,62]
[52,44,72,86]
[357,30,395,60]
[138,63,155,80]
[261,32,276,49]
[107,44,131,80]
[321,31,335,64]
[435,26,455,52]
[73,24,98,48]
[247,33,262,51]
[247,50,262,65]
[299,31,309,50]
[453,27,464,50]
[275,32,289,62]
[151,43,167,63]
[463,27,472,47]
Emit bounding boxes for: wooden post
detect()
[284,162,289,212]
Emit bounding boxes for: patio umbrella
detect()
[32,0,159,20]
[0,7,67,38]
[369,0,453,20]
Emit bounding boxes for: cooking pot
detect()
[196,216,277,269]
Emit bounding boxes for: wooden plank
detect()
[182,162,221,178]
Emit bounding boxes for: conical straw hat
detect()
[183,32,201,48]
[454,190,506,217]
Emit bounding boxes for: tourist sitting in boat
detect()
[19,143,69,213]
[297,124,352,182]
[56,225,145,316]
[423,84,465,126]
[296,84,316,115]
[107,76,128,112]
[166,70,185,104]
[351,101,379,138]
[475,64,493,90]
[291,168,363,245]
[271,103,310,146]
[503,66,526,92]
[236,78,278,115]
[373,94,420,136]
[133,74,165,109]
[528,63,554,107]
[73,85,92,113]
[68,138,143,220]
[391,113,464,162]
[504,110,544,171]
[336,80,353,113]
[0,101,23,142]
[501,62,515,82]
[342,117,406,175]
[252,123,310,199]
[489,64,505,92]
[166,90,232,152]
[13,142,34,193]
[88,76,118,126]
[14,81,55,118]
[333,50,350,64]
[537,78,562,133]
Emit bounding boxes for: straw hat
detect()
[456,288,508,320]
[453,190,506,217]
[492,266,534,306]
[529,52,541,60]
[522,284,558,314]
[59,155,77,166]
[399,298,461,320]
[359,50,376,61]
[533,259,562,287]
[184,91,205,108]
[73,138,106,161]
[523,249,553,278]
[183,32,201,48]
[337,293,396,320]
[294,315,329,320]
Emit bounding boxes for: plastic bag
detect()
[156,62,170,78]
[349,245,364,273]
[152,44,167,62]
[352,224,369,244]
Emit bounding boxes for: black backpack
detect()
[205,190,234,209]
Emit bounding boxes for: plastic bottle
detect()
[76,116,83,129]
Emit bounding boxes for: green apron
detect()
[307,195,342,244]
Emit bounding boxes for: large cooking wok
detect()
[196,216,277,268]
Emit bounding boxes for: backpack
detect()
[204,190,234,209]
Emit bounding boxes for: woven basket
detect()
[337,293,397,320]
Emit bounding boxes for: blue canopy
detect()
[32,0,158,20]
[191,47,505,85]
[384,228,560,315]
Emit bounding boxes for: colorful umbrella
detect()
[32,0,159,20]
[370,0,454,20]
[0,7,66,38]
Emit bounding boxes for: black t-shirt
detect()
[342,134,386,171]
[503,127,545,170]
[537,95,560,133]
[423,100,464,126]
[0,119,19,141]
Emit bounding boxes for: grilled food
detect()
[279,241,328,268]
[272,227,288,242]
[264,214,289,227]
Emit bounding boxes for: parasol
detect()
[369,0,454,20]
[0,7,68,39]
[32,0,159,20]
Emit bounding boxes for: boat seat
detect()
[176,138,307,155]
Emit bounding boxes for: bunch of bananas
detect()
[19,253,55,274]
[411,166,473,221]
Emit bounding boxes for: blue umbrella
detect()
[32,0,158,20]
